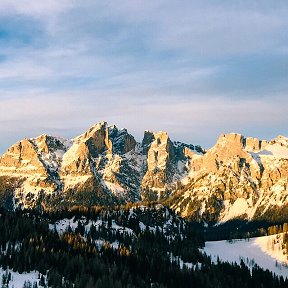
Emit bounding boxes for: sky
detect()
[0,0,287,153]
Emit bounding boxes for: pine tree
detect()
[39,275,45,287]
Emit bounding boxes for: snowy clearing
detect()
[0,268,44,288]
[203,234,288,278]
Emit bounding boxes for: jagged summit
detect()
[0,122,196,209]
[73,122,136,156]
[0,123,287,223]
[215,132,268,151]
[169,132,288,222]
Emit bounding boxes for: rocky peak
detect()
[142,130,174,153]
[141,131,180,201]
[143,131,175,171]
[171,132,288,222]
[216,133,269,153]
[108,125,136,154]
[60,123,139,202]
[0,138,47,175]
[208,133,248,165]
[79,121,107,140]
[270,135,288,147]
[72,122,137,157]
[210,133,267,164]
[142,130,155,154]
[2,122,288,224]
[32,134,69,154]
[74,121,112,157]
[244,137,263,152]
[216,133,245,147]
[173,141,205,160]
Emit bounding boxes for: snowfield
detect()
[0,268,44,288]
[203,234,288,278]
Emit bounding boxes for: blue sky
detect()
[0,0,288,153]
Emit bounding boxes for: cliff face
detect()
[0,135,69,208]
[141,130,200,201]
[0,122,145,209]
[0,122,288,223]
[169,133,288,222]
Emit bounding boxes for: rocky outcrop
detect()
[108,125,136,154]
[169,133,288,222]
[0,122,145,209]
[141,131,175,200]
[0,123,287,224]
[141,131,201,201]
[0,135,70,209]
[0,139,47,175]
[60,122,140,202]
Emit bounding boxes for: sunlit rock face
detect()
[0,134,69,209]
[169,133,288,223]
[0,123,288,223]
[140,130,200,201]
[0,122,143,209]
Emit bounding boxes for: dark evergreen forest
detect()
[0,204,287,288]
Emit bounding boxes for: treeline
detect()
[0,207,287,287]
[205,219,288,241]
[267,223,288,236]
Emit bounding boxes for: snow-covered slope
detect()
[203,233,288,278]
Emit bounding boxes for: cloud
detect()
[153,3,288,56]
[0,0,72,17]
[0,1,288,153]
[1,91,287,154]
[54,1,288,57]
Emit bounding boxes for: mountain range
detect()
[0,121,287,223]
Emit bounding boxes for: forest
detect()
[0,204,287,288]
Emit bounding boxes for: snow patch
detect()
[0,268,46,288]
[254,144,288,159]
[220,198,249,222]
[104,181,125,196]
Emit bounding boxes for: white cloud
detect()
[0,60,52,81]
[0,1,288,152]
[0,0,72,16]
[1,91,287,153]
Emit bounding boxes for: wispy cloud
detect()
[1,91,287,152]
[0,0,72,17]
[0,1,288,153]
